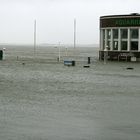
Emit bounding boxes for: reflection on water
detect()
[0,46,140,140]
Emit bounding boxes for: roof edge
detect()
[100,13,140,19]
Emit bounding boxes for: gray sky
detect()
[0,0,140,45]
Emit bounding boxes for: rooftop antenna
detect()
[34,19,36,58]
[74,18,76,48]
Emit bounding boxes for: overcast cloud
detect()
[0,0,140,45]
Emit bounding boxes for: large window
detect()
[121,41,127,50]
[107,29,111,39]
[102,30,105,50]
[130,29,138,51]
[121,29,128,39]
[101,28,140,52]
[130,29,138,39]
[113,29,118,50]
[113,29,118,39]
[103,29,105,39]
[131,41,138,50]
[113,41,118,50]
[107,41,111,50]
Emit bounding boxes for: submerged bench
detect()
[64,60,75,66]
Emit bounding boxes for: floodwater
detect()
[0,46,140,140]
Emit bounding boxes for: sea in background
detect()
[0,45,140,140]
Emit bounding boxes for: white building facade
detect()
[99,14,140,61]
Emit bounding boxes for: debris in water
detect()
[126,67,134,70]
[83,65,90,68]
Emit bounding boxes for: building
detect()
[99,13,140,61]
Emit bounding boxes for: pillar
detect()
[100,29,104,50]
[139,28,140,51]
[127,28,130,51]
[105,29,107,49]
[110,29,113,51]
[118,28,121,51]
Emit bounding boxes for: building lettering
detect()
[115,19,140,26]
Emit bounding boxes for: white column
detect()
[118,28,121,51]
[110,29,113,51]
[105,29,107,48]
[127,28,130,51]
[138,28,140,51]
[100,29,104,50]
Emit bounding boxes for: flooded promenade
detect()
[0,46,140,140]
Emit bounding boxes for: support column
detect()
[110,29,113,51]
[138,28,140,51]
[100,29,104,51]
[127,28,130,51]
[105,29,107,48]
[118,28,121,51]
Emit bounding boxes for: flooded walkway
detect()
[0,46,140,140]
